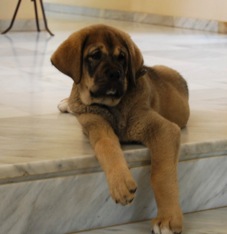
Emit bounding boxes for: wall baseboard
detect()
[0,19,45,33]
[44,2,227,34]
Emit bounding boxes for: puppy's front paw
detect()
[108,168,137,206]
[58,98,71,113]
[151,211,183,234]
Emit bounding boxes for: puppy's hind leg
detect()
[126,110,183,234]
[58,98,72,113]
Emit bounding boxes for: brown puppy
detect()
[51,24,190,234]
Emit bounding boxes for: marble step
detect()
[76,207,227,234]
[1,133,227,234]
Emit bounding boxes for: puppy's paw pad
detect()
[58,99,70,113]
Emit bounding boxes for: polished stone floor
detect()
[0,13,227,180]
[77,207,227,234]
[0,12,227,234]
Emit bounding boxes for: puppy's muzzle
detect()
[90,82,124,98]
[90,68,125,98]
[107,69,121,80]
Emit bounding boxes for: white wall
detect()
[0,0,41,20]
[0,0,227,31]
[45,0,227,22]
[1,0,226,25]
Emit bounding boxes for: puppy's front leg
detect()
[127,110,183,234]
[78,113,137,205]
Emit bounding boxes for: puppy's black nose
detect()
[108,70,121,80]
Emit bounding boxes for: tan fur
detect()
[51,24,190,233]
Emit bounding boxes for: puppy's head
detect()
[51,24,145,106]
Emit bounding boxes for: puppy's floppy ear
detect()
[121,34,145,87]
[51,30,88,84]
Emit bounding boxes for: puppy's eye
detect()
[118,52,126,61]
[90,50,102,60]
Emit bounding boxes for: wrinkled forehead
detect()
[84,31,127,55]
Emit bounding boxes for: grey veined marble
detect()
[76,207,227,234]
[1,156,227,234]
[0,12,227,234]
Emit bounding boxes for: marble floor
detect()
[0,12,227,234]
[77,207,227,234]
[0,12,227,181]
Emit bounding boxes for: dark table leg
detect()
[2,0,22,34]
[39,0,54,36]
[1,0,54,36]
[32,0,40,32]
